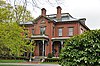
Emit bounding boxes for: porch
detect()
[52,37,70,57]
[31,34,49,56]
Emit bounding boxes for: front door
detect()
[52,41,61,57]
[39,42,43,56]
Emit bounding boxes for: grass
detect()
[0,60,26,63]
[0,65,21,66]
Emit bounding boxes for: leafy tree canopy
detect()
[0,22,26,56]
[60,30,100,66]
[0,1,34,57]
[0,0,33,23]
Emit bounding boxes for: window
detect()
[68,27,74,36]
[40,27,46,35]
[58,28,62,36]
[32,29,34,35]
[52,27,54,36]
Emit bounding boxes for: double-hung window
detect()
[58,28,62,36]
[68,27,74,36]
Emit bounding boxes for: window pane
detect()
[52,27,54,36]
[68,27,73,36]
[40,27,45,35]
[58,28,62,36]
[32,29,34,35]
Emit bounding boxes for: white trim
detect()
[31,35,49,38]
[52,37,70,40]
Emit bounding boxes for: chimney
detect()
[41,8,46,16]
[56,6,62,19]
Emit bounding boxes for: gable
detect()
[33,16,54,24]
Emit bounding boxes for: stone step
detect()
[32,56,45,62]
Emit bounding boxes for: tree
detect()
[0,0,13,22]
[7,0,63,12]
[0,0,33,23]
[0,22,35,58]
[0,22,27,56]
[13,5,33,23]
[60,30,100,66]
[0,1,35,58]
[24,39,35,61]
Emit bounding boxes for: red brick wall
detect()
[33,17,54,56]
[55,22,79,37]
[22,17,88,56]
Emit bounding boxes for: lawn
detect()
[0,60,26,63]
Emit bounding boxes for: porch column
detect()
[61,41,63,48]
[42,39,45,56]
[52,41,54,54]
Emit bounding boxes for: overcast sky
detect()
[9,0,100,30]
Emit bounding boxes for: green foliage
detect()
[24,39,35,56]
[47,53,53,58]
[0,1,13,22]
[0,0,33,23]
[0,22,26,56]
[44,58,60,62]
[13,5,33,23]
[0,1,35,58]
[60,30,100,66]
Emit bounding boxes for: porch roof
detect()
[52,37,70,40]
[31,34,49,40]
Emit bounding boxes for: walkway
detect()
[0,63,60,66]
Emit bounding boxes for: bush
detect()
[0,55,29,61]
[44,58,60,62]
[60,30,100,66]
[47,53,53,58]
[0,60,26,63]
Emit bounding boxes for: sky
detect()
[8,0,100,30]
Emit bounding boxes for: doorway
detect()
[39,42,43,56]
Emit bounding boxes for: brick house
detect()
[20,6,89,57]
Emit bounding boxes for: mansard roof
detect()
[19,13,89,30]
[46,13,89,30]
[46,13,85,22]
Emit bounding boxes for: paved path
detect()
[0,63,60,66]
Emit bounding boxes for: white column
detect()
[61,41,63,48]
[52,41,54,54]
[42,40,45,56]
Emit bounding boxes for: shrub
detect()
[60,30,100,66]
[44,58,60,62]
[47,53,52,58]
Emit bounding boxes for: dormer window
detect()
[61,16,69,21]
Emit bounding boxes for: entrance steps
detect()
[32,56,45,62]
